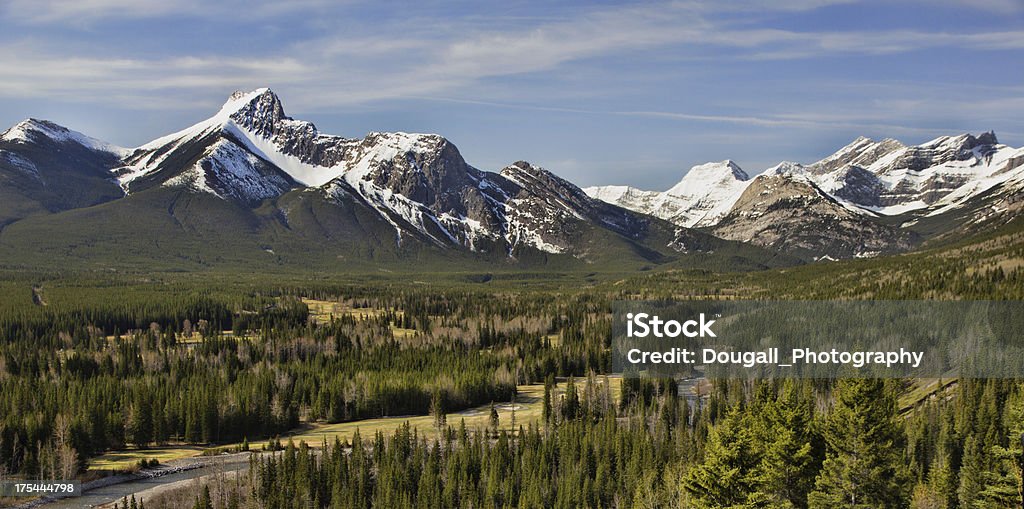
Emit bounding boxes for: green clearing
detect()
[87,378,619,471]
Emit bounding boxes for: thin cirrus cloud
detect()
[0,0,1020,187]
[2,0,212,23]
[1,2,1020,108]
[0,0,343,24]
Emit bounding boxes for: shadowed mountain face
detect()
[0,119,126,226]
[0,89,792,272]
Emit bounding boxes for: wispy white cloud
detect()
[0,0,1021,167]
[2,0,195,23]
[603,111,964,138]
[0,47,314,109]
[1,0,345,24]
[276,3,1024,108]
[925,0,1024,13]
[400,95,996,141]
[1,0,1021,109]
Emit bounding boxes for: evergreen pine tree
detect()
[755,380,821,508]
[958,434,985,507]
[193,485,213,509]
[684,407,761,508]
[542,378,553,425]
[809,378,910,508]
[977,387,1024,508]
[489,403,500,432]
[562,377,580,421]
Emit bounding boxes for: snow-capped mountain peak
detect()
[6,87,1022,264]
[586,159,752,228]
[765,161,806,176]
[100,88,652,257]
[809,136,906,175]
[1,118,130,157]
[587,130,1024,259]
[222,88,273,117]
[667,160,748,197]
[805,131,1014,215]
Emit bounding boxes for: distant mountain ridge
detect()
[0,87,1020,268]
[0,88,790,271]
[586,130,1024,258]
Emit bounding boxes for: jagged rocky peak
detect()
[861,131,997,177]
[810,136,906,174]
[976,130,998,146]
[222,88,355,169]
[500,160,654,242]
[504,160,591,203]
[501,160,544,179]
[349,131,481,209]
[920,131,998,151]
[228,88,289,137]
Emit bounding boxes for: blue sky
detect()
[1,0,1022,189]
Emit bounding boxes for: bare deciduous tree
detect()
[54,414,79,479]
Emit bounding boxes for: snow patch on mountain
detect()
[341,132,439,184]
[162,138,293,204]
[592,132,1022,238]
[1,119,130,157]
[0,150,40,180]
[223,120,343,186]
[585,160,749,228]
[138,89,269,152]
[504,201,568,254]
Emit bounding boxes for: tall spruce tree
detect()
[958,433,986,507]
[809,378,910,508]
[754,380,822,509]
[976,387,1024,508]
[684,406,761,508]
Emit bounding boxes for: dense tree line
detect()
[134,376,1024,509]
[0,287,614,478]
[4,219,1024,506]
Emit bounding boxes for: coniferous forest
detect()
[3,220,1024,509]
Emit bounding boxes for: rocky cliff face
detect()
[806,132,1014,212]
[712,175,918,259]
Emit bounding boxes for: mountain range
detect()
[586,131,1024,259]
[0,88,1021,271]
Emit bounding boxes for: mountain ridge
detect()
[586,130,1024,258]
[1,87,1021,266]
[0,88,796,272]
